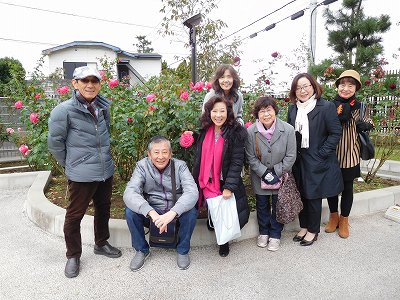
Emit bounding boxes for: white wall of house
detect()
[47,47,117,74]
[122,56,161,80]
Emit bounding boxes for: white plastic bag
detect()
[206,194,241,245]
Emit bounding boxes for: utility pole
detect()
[309,0,318,64]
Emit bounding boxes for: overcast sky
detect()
[0,0,398,86]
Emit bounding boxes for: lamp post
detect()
[183,13,202,83]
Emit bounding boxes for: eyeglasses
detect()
[79,78,100,84]
[296,84,312,92]
[259,108,274,115]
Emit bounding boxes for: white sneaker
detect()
[267,238,280,252]
[257,235,269,248]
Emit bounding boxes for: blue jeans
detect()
[125,207,198,255]
[256,194,283,239]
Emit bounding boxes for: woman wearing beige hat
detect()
[325,70,374,238]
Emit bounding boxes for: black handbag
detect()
[359,102,375,160]
[148,160,179,248]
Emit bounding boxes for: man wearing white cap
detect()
[48,66,121,278]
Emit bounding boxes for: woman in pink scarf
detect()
[189,96,249,257]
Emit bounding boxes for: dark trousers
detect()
[327,180,354,217]
[298,197,322,234]
[125,207,198,255]
[64,176,113,258]
[256,194,284,239]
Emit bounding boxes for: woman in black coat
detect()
[188,95,249,257]
[287,73,343,246]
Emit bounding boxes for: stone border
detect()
[2,160,400,248]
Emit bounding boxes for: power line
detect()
[0,37,58,46]
[0,1,156,29]
[211,0,299,46]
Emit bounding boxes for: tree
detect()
[159,0,241,82]
[0,57,26,96]
[309,0,391,78]
[134,35,154,53]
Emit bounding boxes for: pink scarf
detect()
[256,119,276,141]
[198,126,225,206]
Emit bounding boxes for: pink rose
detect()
[34,93,41,99]
[271,51,279,58]
[179,132,194,148]
[17,127,22,132]
[205,82,212,91]
[99,70,107,81]
[245,121,253,128]
[108,79,119,88]
[30,112,39,124]
[180,91,189,101]
[148,105,156,111]
[127,117,132,123]
[15,101,23,109]
[56,86,70,94]
[193,82,204,92]
[19,144,29,156]
[6,128,14,134]
[146,93,156,102]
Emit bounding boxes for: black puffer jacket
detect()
[192,124,250,228]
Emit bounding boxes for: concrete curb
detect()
[2,160,400,248]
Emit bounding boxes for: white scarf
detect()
[295,95,317,148]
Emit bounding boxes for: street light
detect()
[183,13,202,83]
[309,0,338,64]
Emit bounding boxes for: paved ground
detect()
[1,187,400,300]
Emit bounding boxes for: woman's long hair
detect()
[200,96,237,130]
[211,64,240,101]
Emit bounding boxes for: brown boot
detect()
[325,212,339,233]
[338,216,349,238]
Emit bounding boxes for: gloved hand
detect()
[356,121,373,133]
[338,103,351,123]
[262,169,280,184]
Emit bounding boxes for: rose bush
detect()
[3,55,400,185]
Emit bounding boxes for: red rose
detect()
[265,79,270,85]
[127,117,132,123]
[179,132,194,148]
[390,83,396,90]
[284,97,290,103]
[271,51,279,58]
[365,80,371,86]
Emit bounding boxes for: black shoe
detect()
[65,257,80,278]
[207,218,215,232]
[94,242,122,258]
[219,242,230,257]
[293,233,306,242]
[300,233,318,246]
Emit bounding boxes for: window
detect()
[63,62,87,79]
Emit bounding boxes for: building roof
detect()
[42,41,161,59]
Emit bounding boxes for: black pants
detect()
[64,176,113,258]
[327,180,354,217]
[298,197,322,233]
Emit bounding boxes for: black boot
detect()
[219,242,230,257]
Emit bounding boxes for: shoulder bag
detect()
[276,172,303,224]
[359,102,375,160]
[149,160,179,249]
